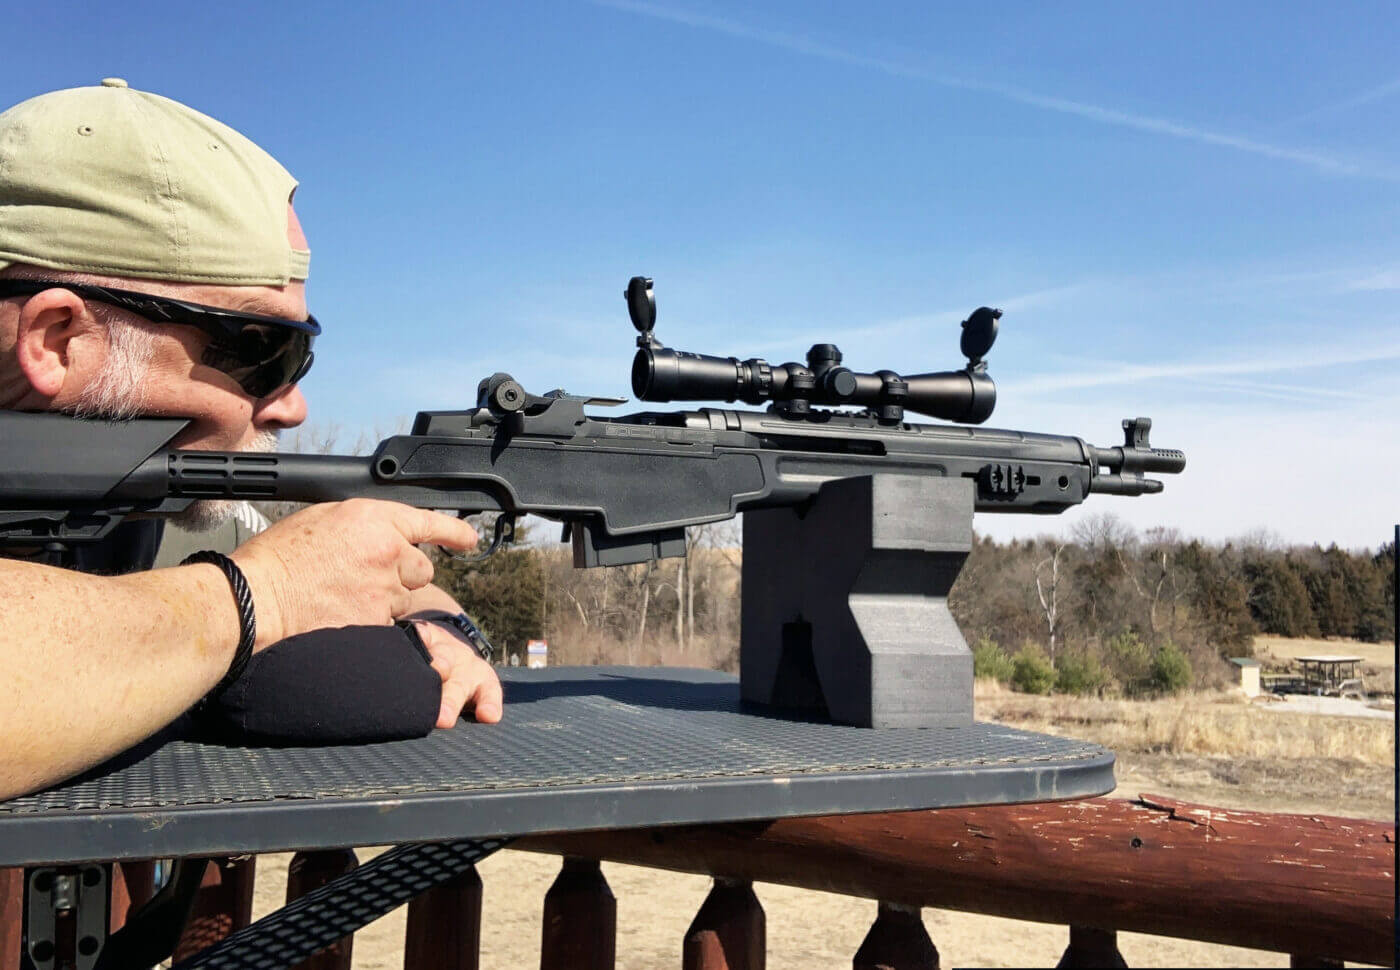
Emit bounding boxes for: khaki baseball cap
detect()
[0,78,309,285]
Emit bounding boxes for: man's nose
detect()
[253,383,308,429]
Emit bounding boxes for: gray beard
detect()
[60,325,282,532]
[166,430,281,532]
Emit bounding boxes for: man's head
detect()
[0,80,314,525]
[0,80,316,524]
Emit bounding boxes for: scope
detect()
[625,276,999,425]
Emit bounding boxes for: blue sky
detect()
[7,1,1398,549]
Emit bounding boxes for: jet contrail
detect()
[592,0,1393,180]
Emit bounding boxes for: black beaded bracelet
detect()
[182,550,257,697]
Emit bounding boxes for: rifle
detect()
[0,276,1183,567]
[0,275,1185,725]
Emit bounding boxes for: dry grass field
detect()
[976,681,1394,764]
[246,636,1395,968]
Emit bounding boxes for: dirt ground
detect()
[1259,693,1393,718]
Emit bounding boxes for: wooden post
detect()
[171,856,256,960]
[517,795,1396,966]
[0,867,20,968]
[1057,926,1126,968]
[683,877,764,970]
[403,863,482,970]
[541,856,615,970]
[853,901,937,970]
[110,860,157,932]
[286,849,359,970]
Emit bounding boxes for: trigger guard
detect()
[440,513,516,564]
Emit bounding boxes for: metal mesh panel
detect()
[2,667,1106,815]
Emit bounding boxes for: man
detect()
[0,79,503,801]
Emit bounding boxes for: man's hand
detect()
[412,620,504,727]
[229,499,478,649]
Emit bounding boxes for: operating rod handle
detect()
[1089,474,1166,496]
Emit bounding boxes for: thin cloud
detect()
[1275,76,1400,128]
[592,0,1391,179]
[741,282,1088,356]
[1345,269,1400,291]
[1174,376,1369,403]
[1003,340,1400,395]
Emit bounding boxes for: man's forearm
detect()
[0,559,240,800]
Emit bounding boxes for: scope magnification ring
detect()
[749,359,771,397]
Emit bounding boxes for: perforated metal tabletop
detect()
[0,667,1113,866]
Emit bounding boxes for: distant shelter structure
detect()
[1294,655,1365,697]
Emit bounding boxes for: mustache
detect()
[242,430,281,453]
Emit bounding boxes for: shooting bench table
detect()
[0,666,1114,967]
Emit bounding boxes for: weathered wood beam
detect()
[0,868,21,967]
[403,864,482,970]
[286,849,358,970]
[1058,925,1126,968]
[171,856,256,961]
[683,877,765,970]
[110,860,156,932]
[540,856,615,970]
[515,795,1395,965]
[853,901,938,970]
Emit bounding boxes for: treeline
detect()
[431,519,742,670]
[424,515,1394,697]
[1242,542,1393,641]
[950,517,1393,696]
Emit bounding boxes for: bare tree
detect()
[674,554,686,648]
[1117,527,1181,639]
[629,561,656,664]
[1071,512,1137,555]
[1034,542,1066,666]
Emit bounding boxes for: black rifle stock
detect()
[0,401,1183,565]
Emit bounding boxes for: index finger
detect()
[390,505,480,550]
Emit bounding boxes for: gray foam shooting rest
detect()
[743,475,976,727]
[0,667,1113,867]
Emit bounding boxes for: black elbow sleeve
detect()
[197,625,440,745]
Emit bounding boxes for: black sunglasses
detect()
[0,279,319,399]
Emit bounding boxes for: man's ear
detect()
[13,288,97,401]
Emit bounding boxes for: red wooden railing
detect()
[1,794,1393,968]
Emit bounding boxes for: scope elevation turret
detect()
[626,275,999,425]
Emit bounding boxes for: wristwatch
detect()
[435,612,496,663]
